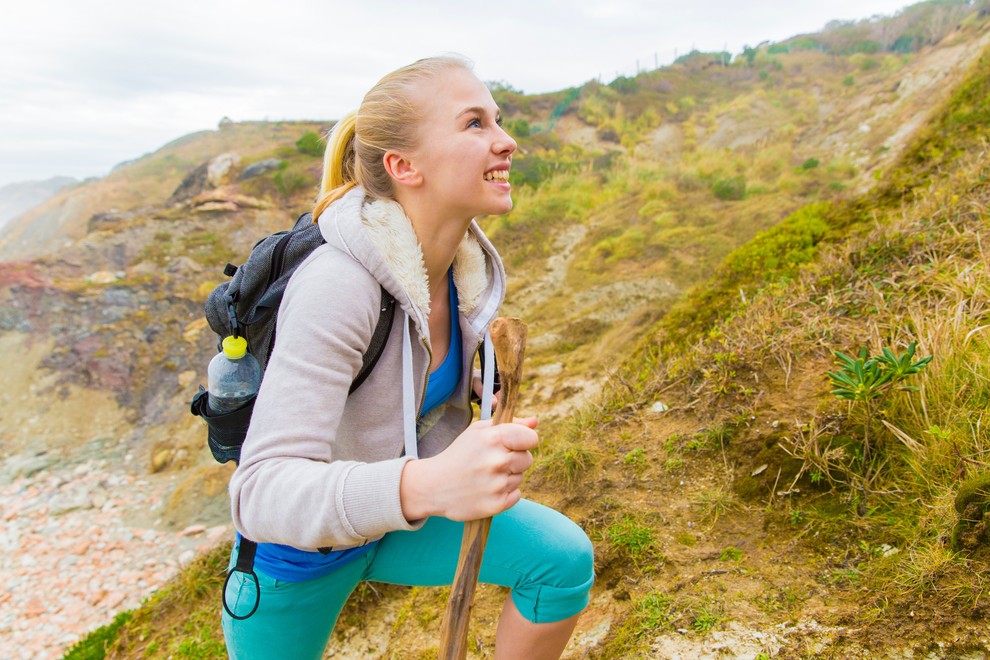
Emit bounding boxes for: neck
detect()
[399,195,473,298]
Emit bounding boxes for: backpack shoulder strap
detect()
[349,285,396,394]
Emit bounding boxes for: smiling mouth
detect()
[484,170,509,182]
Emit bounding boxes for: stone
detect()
[237,158,282,181]
[151,450,171,474]
[207,153,240,187]
[85,271,120,284]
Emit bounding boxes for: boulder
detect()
[206,153,241,187]
[237,158,283,181]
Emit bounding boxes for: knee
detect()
[537,516,595,590]
[515,519,594,623]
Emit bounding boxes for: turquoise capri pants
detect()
[222,498,595,659]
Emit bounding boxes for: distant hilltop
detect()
[0,176,78,230]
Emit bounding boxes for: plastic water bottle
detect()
[207,335,261,414]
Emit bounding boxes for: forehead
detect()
[413,67,499,121]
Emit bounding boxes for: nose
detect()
[494,124,517,156]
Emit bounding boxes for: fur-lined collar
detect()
[319,187,493,330]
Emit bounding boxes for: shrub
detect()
[295,131,326,158]
[711,175,747,201]
[504,118,530,138]
[273,169,309,196]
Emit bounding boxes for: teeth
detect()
[484,170,509,182]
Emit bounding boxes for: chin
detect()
[489,195,514,216]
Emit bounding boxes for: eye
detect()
[468,117,482,129]
[495,115,503,127]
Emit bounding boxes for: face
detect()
[404,67,517,222]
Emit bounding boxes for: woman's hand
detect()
[471,371,499,413]
[400,417,537,522]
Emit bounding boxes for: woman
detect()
[224,55,594,659]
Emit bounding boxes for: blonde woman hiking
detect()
[223,55,594,659]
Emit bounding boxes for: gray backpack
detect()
[190,212,396,464]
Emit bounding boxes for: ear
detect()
[383,150,423,189]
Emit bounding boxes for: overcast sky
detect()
[0,0,916,189]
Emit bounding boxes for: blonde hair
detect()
[313,55,473,220]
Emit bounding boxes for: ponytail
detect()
[312,55,474,222]
[313,112,358,220]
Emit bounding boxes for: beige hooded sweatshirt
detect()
[229,187,505,551]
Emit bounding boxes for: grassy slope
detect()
[564,34,990,659]
[59,6,990,659]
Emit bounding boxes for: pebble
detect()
[0,457,232,659]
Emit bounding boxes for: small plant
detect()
[636,591,674,633]
[789,509,805,526]
[624,448,646,467]
[694,487,739,527]
[540,443,594,483]
[691,603,721,633]
[828,342,932,469]
[823,567,861,586]
[607,515,657,559]
[720,546,743,562]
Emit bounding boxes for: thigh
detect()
[222,549,367,660]
[368,499,594,622]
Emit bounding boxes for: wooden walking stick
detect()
[438,317,527,660]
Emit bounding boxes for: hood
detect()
[317,187,505,341]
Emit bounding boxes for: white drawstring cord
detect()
[480,328,494,422]
[401,312,418,459]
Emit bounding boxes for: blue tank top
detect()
[250,271,462,582]
[420,270,462,417]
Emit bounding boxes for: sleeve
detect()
[227,251,420,549]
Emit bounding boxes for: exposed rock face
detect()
[206,153,240,187]
[169,153,241,205]
[237,158,282,181]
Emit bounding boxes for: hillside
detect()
[0,177,77,231]
[2,2,990,658]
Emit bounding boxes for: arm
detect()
[229,251,418,549]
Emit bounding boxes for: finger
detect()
[506,450,533,475]
[500,487,522,512]
[505,473,525,493]
[511,416,538,429]
[497,425,539,451]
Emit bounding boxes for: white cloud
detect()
[0,0,917,187]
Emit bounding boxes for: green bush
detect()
[274,169,309,196]
[712,175,747,201]
[504,118,531,138]
[295,131,326,158]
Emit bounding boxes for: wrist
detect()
[400,458,434,522]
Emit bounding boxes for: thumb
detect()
[497,423,539,451]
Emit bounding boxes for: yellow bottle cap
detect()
[222,335,248,359]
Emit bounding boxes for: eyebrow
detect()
[457,105,501,119]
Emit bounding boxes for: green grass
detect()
[607,515,657,559]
